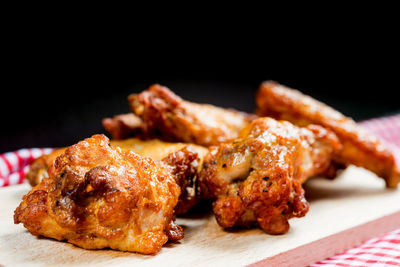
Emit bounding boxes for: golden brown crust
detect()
[25,138,209,215]
[129,84,257,146]
[200,118,341,234]
[110,138,208,161]
[15,134,182,254]
[102,113,144,140]
[162,146,203,215]
[256,81,400,188]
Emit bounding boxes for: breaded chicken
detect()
[200,118,341,234]
[25,138,208,215]
[14,135,184,254]
[129,84,257,146]
[256,81,400,188]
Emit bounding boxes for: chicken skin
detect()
[25,148,65,187]
[111,138,208,161]
[129,84,257,146]
[256,81,400,188]
[200,118,341,234]
[111,139,209,214]
[15,135,184,254]
[102,113,144,140]
[25,138,208,215]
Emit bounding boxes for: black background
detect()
[1,30,399,153]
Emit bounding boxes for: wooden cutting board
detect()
[1,166,400,266]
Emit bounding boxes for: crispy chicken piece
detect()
[256,81,400,188]
[129,84,257,146]
[14,135,184,254]
[25,138,208,215]
[200,118,341,234]
[102,113,144,140]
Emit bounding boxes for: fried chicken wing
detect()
[200,118,341,234]
[102,113,144,140]
[256,81,400,188]
[25,138,208,215]
[129,84,257,146]
[15,135,184,254]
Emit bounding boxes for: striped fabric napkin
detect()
[0,148,54,187]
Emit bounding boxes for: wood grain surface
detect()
[1,166,399,266]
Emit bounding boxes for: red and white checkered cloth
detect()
[0,148,54,187]
[310,229,400,267]
[1,114,399,266]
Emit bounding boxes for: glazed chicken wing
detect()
[256,81,400,188]
[129,84,257,146]
[15,135,184,254]
[200,118,341,234]
[25,138,208,215]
